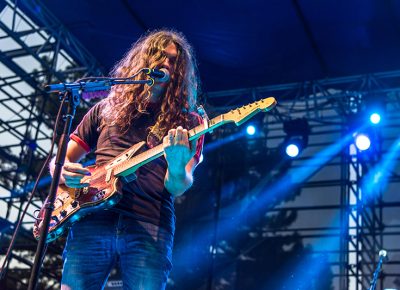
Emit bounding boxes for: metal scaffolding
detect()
[194,71,400,290]
[0,0,103,288]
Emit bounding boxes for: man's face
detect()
[159,42,178,77]
[150,42,178,100]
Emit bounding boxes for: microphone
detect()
[143,68,170,83]
[379,249,389,262]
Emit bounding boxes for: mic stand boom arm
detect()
[45,78,153,95]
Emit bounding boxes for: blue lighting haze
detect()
[203,131,245,153]
[173,132,354,275]
[362,137,400,202]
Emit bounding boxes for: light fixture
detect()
[282,118,310,158]
[246,125,256,136]
[369,112,381,125]
[355,133,371,151]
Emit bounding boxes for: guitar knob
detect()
[71,200,78,208]
[60,210,67,217]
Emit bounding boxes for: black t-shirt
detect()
[70,100,204,234]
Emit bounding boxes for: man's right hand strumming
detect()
[49,139,90,188]
[61,162,91,188]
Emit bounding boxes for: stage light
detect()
[355,133,371,151]
[282,118,310,158]
[246,125,256,136]
[286,143,300,158]
[364,93,385,125]
[369,112,381,125]
[284,137,304,158]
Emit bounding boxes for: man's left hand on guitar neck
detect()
[163,126,199,197]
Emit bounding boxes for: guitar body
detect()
[33,163,124,242]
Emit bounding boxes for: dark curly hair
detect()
[101,29,200,141]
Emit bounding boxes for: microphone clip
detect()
[142,68,170,85]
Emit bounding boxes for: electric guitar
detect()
[33,97,277,242]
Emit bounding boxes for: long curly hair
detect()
[101,29,200,141]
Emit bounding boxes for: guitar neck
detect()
[112,96,277,177]
[113,114,226,177]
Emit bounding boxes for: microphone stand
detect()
[27,77,152,290]
[368,249,388,290]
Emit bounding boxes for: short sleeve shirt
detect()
[70,100,204,233]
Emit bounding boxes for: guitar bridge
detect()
[105,168,113,183]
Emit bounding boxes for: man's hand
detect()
[61,162,91,188]
[163,126,196,174]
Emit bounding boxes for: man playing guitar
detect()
[52,29,204,290]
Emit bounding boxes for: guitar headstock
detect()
[223,97,277,125]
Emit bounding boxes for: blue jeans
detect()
[61,211,173,290]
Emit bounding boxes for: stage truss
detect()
[198,71,400,290]
[0,0,103,288]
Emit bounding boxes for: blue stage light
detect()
[369,113,381,125]
[286,143,300,158]
[282,118,310,158]
[355,134,371,151]
[246,125,256,136]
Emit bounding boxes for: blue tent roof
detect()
[24,0,400,92]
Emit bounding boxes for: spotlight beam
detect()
[173,133,354,276]
[234,133,354,222]
[362,137,400,202]
[203,131,245,153]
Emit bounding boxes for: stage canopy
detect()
[20,0,400,92]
